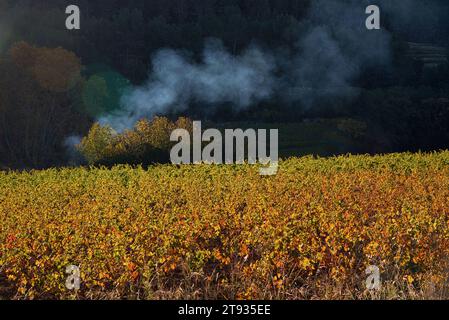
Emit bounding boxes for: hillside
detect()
[1,151,448,299]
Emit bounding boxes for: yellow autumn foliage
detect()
[0,152,448,299]
[77,117,193,166]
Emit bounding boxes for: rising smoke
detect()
[99,0,446,131]
[100,39,277,131]
[63,135,83,165]
[285,0,391,106]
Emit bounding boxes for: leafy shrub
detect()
[77,117,193,166]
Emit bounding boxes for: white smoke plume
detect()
[284,0,392,106]
[99,0,447,131]
[100,39,277,131]
[63,135,83,165]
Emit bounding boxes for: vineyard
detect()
[1,152,449,299]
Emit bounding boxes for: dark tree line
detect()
[1,0,311,82]
[0,0,448,168]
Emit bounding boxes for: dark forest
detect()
[0,0,448,168]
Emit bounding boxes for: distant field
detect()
[214,118,368,158]
[1,152,449,299]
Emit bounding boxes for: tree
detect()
[77,117,193,166]
[0,42,88,168]
[9,41,82,92]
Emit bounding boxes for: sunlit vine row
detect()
[0,152,448,299]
